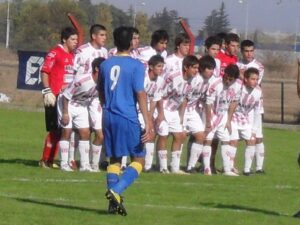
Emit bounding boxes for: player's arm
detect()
[297,57,300,98]
[137,91,154,143]
[226,101,238,134]
[61,95,70,126]
[178,98,187,127]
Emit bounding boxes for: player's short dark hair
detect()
[244,67,259,79]
[92,57,106,74]
[225,33,240,45]
[151,29,169,47]
[224,64,240,79]
[205,36,222,49]
[199,55,216,71]
[174,33,190,50]
[130,27,139,34]
[90,24,106,39]
[241,39,255,51]
[113,26,133,52]
[60,27,78,44]
[183,55,199,69]
[216,32,227,41]
[148,55,164,67]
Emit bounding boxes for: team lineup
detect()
[39,23,266,216]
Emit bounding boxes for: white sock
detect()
[158,150,168,171]
[121,156,127,168]
[59,140,69,166]
[170,150,182,172]
[244,145,255,173]
[187,143,203,170]
[144,142,155,170]
[221,144,231,172]
[78,140,90,168]
[68,131,75,162]
[91,144,102,167]
[228,145,237,170]
[202,145,211,170]
[255,143,265,171]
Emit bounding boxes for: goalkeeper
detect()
[39,27,78,168]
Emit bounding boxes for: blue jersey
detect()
[99,56,145,122]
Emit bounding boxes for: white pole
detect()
[5,0,10,48]
[295,16,299,52]
[245,0,249,39]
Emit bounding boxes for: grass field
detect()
[0,107,299,225]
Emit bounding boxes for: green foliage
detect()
[135,12,151,46]
[149,7,183,51]
[0,107,300,225]
[203,1,231,37]
[96,3,113,48]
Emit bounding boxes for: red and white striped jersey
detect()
[162,71,193,111]
[186,74,210,112]
[74,42,108,76]
[108,47,140,59]
[232,84,262,130]
[237,59,264,85]
[214,58,221,78]
[163,53,183,79]
[137,46,167,66]
[144,73,164,103]
[62,74,97,106]
[206,78,242,116]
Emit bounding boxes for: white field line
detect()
[0,192,245,214]
[2,177,299,190]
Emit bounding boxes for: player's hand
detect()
[42,88,56,107]
[155,113,165,128]
[225,121,232,134]
[61,113,69,126]
[141,123,154,143]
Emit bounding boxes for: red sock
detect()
[48,131,61,163]
[41,133,52,162]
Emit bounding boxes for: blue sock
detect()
[112,162,142,194]
[106,164,120,189]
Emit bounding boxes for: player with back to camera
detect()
[98,26,153,216]
[39,27,78,169]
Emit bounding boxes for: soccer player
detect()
[185,55,215,174]
[156,55,199,174]
[142,55,165,172]
[98,26,153,216]
[57,57,105,172]
[108,27,140,58]
[163,32,190,78]
[138,29,169,65]
[204,35,222,78]
[39,27,78,169]
[108,27,141,169]
[229,68,262,176]
[71,24,108,170]
[204,64,241,176]
[217,33,240,77]
[237,40,265,173]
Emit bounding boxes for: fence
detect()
[263,79,300,124]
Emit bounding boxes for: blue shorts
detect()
[103,110,145,158]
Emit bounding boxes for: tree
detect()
[96,3,113,47]
[148,7,182,51]
[135,12,151,46]
[203,1,231,37]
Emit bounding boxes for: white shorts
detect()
[255,114,263,138]
[88,97,102,130]
[183,109,204,134]
[205,114,230,142]
[138,110,158,130]
[230,123,253,141]
[57,95,90,129]
[157,109,182,136]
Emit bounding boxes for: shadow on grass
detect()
[0,158,39,167]
[15,197,108,215]
[200,202,287,217]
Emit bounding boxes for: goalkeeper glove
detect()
[42,87,56,107]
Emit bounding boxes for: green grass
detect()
[0,107,299,225]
